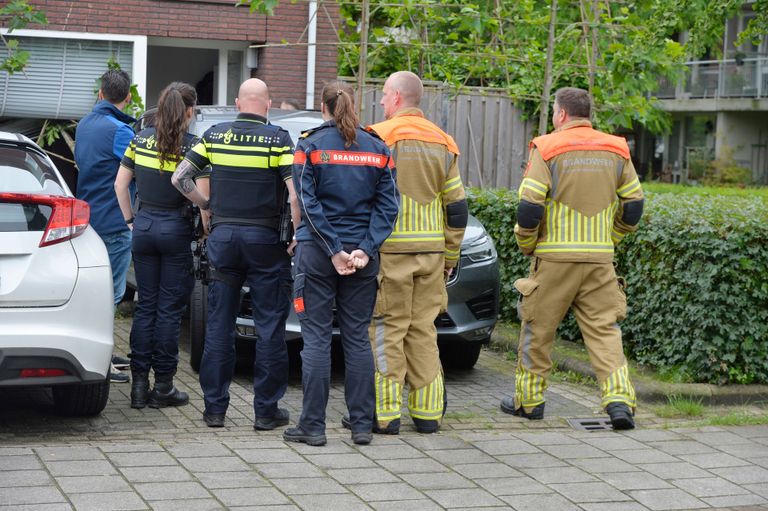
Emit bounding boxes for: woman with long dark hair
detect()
[115,82,201,409]
[283,81,399,446]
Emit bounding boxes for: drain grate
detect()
[568,417,613,431]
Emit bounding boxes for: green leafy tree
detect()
[0,0,47,74]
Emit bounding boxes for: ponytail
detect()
[321,81,358,148]
[155,81,197,169]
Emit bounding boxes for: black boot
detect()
[148,372,189,408]
[130,371,150,409]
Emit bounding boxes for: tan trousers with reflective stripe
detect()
[370,252,446,423]
[515,258,636,410]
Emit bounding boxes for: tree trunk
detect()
[357,0,369,117]
[538,0,558,136]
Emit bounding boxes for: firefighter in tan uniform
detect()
[500,87,644,430]
[366,71,468,434]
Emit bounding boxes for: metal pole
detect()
[357,0,369,118]
[538,0,557,136]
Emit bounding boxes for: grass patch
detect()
[652,396,705,418]
[444,411,480,420]
[701,412,768,426]
[549,368,595,386]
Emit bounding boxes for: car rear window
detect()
[0,143,64,232]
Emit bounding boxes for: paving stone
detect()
[623,430,683,442]
[427,448,497,466]
[403,436,472,450]
[0,447,33,456]
[580,504,651,511]
[193,471,269,489]
[471,439,541,455]
[45,460,118,477]
[550,481,632,502]
[710,465,768,484]
[498,492,582,510]
[451,462,522,479]
[177,456,251,473]
[496,453,568,469]
[0,455,42,471]
[597,471,673,490]
[327,468,400,484]
[166,443,233,458]
[370,501,444,511]
[376,457,451,474]
[521,466,597,484]
[611,449,679,464]
[68,491,148,511]
[304,453,377,469]
[569,457,641,473]
[647,441,716,456]
[399,472,475,490]
[290,493,369,511]
[677,452,750,469]
[717,442,768,459]
[425,488,505,508]
[628,489,708,510]
[349,482,425,502]
[148,499,226,511]
[271,477,348,495]
[685,431,755,445]
[252,462,325,479]
[57,475,132,493]
[744,482,768,498]
[234,448,306,464]
[211,487,290,507]
[474,476,552,496]
[510,432,581,445]
[107,452,177,468]
[702,493,768,508]
[356,443,424,460]
[134,482,211,501]
[0,504,72,511]
[539,443,608,459]
[0,469,52,487]
[577,435,648,451]
[119,466,193,483]
[636,462,711,480]
[35,447,105,462]
[0,486,66,506]
[671,476,751,497]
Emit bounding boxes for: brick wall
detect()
[27,0,339,108]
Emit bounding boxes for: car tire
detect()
[189,280,207,372]
[439,341,484,370]
[52,376,110,416]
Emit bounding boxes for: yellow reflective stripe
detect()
[124,142,136,161]
[517,236,537,248]
[522,177,547,194]
[515,366,546,407]
[207,143,292,153]
[600,365,636,408]
[375,372,402,419]
[617,178,641,197]
[210,153,270,168]
[191,143,208,158]
[443,181,462,193]
[522,181,547,197]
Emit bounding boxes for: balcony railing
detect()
[656,56,768,100]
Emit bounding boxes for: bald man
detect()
[362,71,468,434]
[174,78,300,429]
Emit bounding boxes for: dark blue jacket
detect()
[75,100,135,236]
[292,121,399,257]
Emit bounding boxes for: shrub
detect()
[468,188,768,384]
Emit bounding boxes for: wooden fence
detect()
[356,82,534,191]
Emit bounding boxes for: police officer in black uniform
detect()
[172,78,299,429]
[115,81,199,409]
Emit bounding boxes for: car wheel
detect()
[189,280,207,372]
[52,376,110,416]
[439,341,484,370]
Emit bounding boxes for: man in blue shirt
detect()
[75,69,136,383]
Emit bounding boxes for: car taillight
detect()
[0,193,90,247]
[20,368,70,378]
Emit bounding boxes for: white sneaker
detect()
[110,363,130,383]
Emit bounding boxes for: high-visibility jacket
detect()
[121,128,198,210]
[515,119,644,263]
[368,108,466,267]
[184,113,294,228]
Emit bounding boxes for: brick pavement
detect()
[1,318,768,510]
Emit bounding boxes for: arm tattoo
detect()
[173,160,210,209]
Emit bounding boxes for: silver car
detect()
[185,108,499,371]
[0,132,114,416]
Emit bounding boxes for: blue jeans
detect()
[101,229,133,306]
[129,210,194,374]
[200,224,292,417]
[294,241,379,435]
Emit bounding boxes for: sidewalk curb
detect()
[491,329,768,406]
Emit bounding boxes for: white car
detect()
[0,132,113,416]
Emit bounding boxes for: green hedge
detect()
[468,188,768,384]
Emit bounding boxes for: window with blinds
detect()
[0,36,133,119]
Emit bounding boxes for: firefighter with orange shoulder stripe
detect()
[364,71,468,435]
[283,81,399,447]
[500,87,644,430]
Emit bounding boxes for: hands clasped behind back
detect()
[331,249,370,275]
